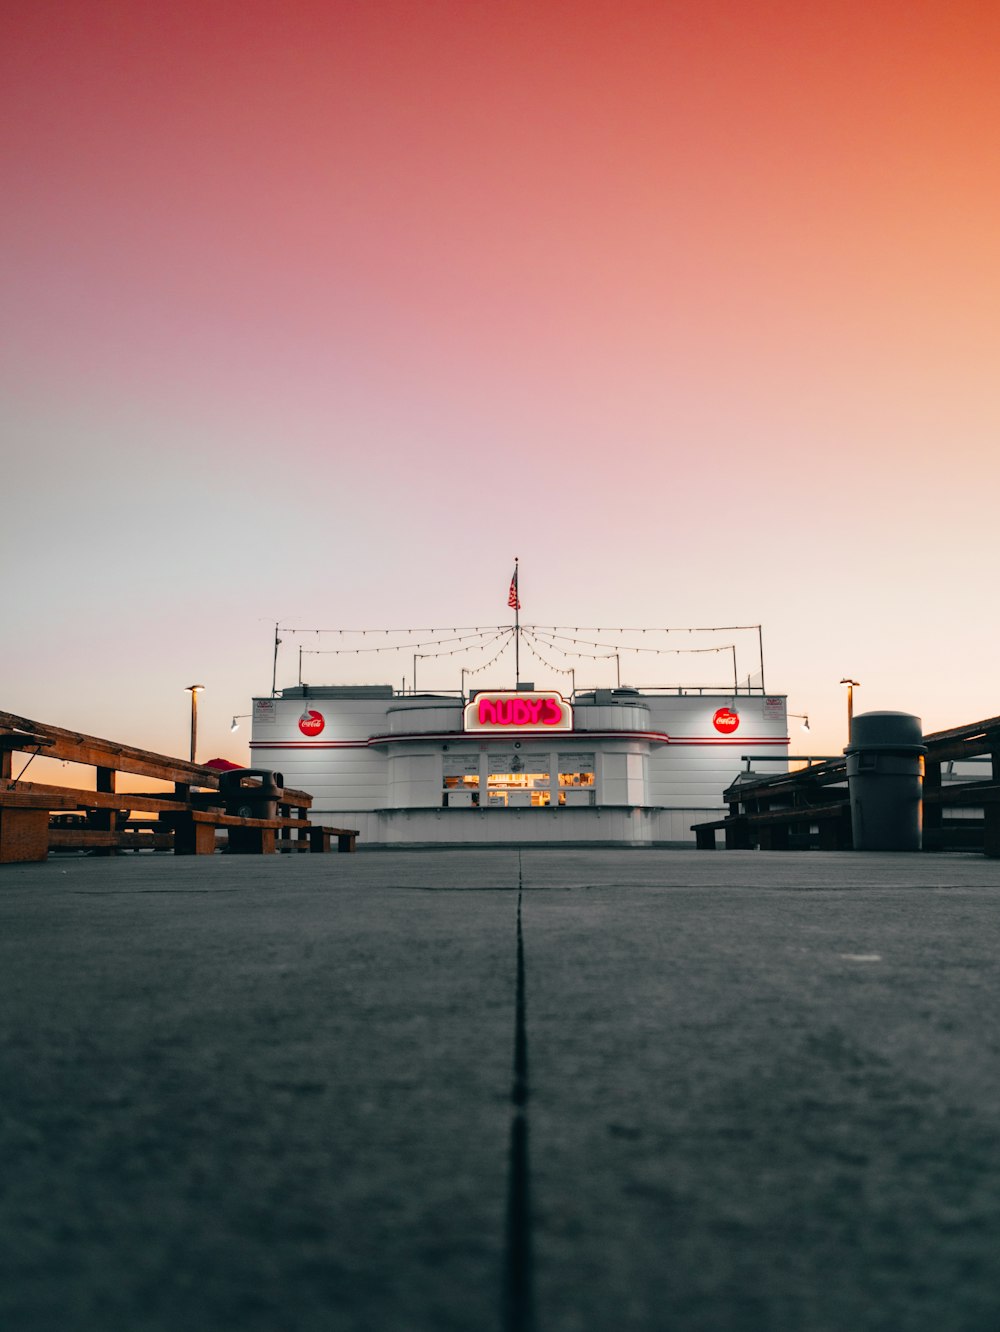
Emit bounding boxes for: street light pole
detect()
[840,678,860,742]
[186,684,206,763]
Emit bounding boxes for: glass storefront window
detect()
[558,753,595,806]
[486,752,551,807]
[443,755,480,807]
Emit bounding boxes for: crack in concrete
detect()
[503,849,536,1332]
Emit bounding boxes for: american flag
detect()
[507,566,520,611]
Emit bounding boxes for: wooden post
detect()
[171,813,217,856]
[89,766,118,855]
[0,807,51,862]
[228,826,276,855]
[923,760,942,851]
[984,805,1000,859]
[309,826,332,853]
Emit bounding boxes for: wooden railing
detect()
[692,712,1000,857]
[0,710,356,863]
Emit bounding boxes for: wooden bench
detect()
[692,756,852,852]
[692,802,852,851]
[692,815,748,850]
[921,718,1000,858]
[162,809,294,856]
[277,826,358,854]
[156,811,359,856]
[694,713,1000,858]
[923,781,1000,858]
[0,710,354,862]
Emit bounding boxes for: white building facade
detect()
[249,685,790,846]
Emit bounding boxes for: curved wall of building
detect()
[573,702,652,732]
[385,698,464,735]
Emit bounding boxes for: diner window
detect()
[486,752,551,808]
[443,755,480,807]
[558,753,595,806]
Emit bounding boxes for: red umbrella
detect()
[203,757,243,771]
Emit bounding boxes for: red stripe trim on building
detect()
[250,730,789,750]
[250,740,369,750]
[669,736,789,745]
[250,729,672,749]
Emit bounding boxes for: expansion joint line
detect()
[504,850,536,1332]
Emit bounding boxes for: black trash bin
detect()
[845,712,926,851]
[218,768,284,820]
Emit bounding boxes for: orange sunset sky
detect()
[3,0,999,765]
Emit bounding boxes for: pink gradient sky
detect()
[3,0,999,766]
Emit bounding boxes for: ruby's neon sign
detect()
[464,691,572,733]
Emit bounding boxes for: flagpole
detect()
[514,556,520,685]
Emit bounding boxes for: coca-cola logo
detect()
[713,707,740,734]
[298,709,325,737]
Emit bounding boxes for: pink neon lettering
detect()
[542,699,563,725]
[477,695,565,727]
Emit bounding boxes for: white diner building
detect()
[248,684,791,846]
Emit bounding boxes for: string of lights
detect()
[273,620,765,695]
[528,630,737,657]
[527,623,762,634]
[460,629,517,676]
[412,631,510,662]
[522,630,616,665]
[519,632,575,676]
[278,622,760,637]
[280,624,507,636]
[300,628,503,656]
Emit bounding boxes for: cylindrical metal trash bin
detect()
[845,712,926,851]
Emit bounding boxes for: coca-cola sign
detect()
[298,709,325,737]
[464,691,572,733]
[712,707,740,734]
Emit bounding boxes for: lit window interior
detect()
[443,756,480,806]
[558,753,595,806]
[487,752,551,807]
[442,751,597,809]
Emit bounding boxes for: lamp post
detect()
[840,679,860,742]
[186,684,206,763]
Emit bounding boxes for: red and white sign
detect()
[712,707,740,734]
[464,691,572,733]
[298,709,325,737]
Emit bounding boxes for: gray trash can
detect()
[845,712,926,851]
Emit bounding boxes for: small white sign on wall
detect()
[763,697,785,719]
[253,699,277,724]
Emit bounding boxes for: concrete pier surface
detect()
[2,849,1000,1332]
